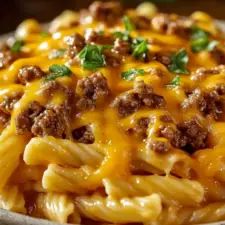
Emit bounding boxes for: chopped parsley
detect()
[49,48,66,59]
[167,75,181,88]
[123,16,135,32]
[132,38,149,60]
[11,40,24,53]
[45,64,72,81]
[78,44,111,70]
[113,31,131,41]
[191,27,218,52]
[121,68,145,81]
[40,31,50,37]
[168,49,189,74]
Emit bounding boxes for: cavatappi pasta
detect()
[1,1,225,224]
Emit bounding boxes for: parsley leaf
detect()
[168,49,189,74]
[113,31,131,41]
[121,68,145,81]
[45,64,72,81]
[49,49,66,59]
[78,44,110,70]
[40,31,49,37]
[191,27,218,52]
[132,38,148,60]
[11,40,24,53]
[167,75,181,88]
[123,16,135,32]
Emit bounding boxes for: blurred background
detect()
[0,0,225,34]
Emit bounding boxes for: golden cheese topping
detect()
[1,2,225,225]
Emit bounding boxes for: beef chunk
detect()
[153,52,172,66]
[211,48,225,64]
[0,92,23,113]
[198,90,224,120]
[64,33,85,58]
[113,38,131,55]
[17,66,45,84]
[31,106,66,138]
[76,72,110,110]
[151,13,193,37]
[132,15,151,30]
[89,1,122,25]
[0,109,10,127]
[150,140,170,153]
[182,88,224,120]
[113,81,165,117]
[103,49,122,67]
[15,101,44,134]
[160,119,208,153]
[0,50,16,69]
[85,30,113,45]
[72,125,95,144]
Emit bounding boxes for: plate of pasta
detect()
[1,1,225,225]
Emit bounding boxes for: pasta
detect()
[1,1,225,224]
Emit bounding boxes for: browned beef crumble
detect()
[159,118,208,153]
[182,88,225,120]
[113,38,131,55]
[89,1,123,25]
[15,101,44,134]
[76,72,110,110]
[0,109,10,127]
[132,15,151,30]
[160,114,173,123]
[17,66,45,84]
[211,47,225,65]
[0,92,23,113]
[103,48,122,67]
[151,13,193,37]
[72,125,95,144]
[64,33,85,59]
[85,30,113,45]
[153,52,172,66]
[150,140,170,153]
[31,106,67,138]
[0,49,17,69]
[113,80,166,117]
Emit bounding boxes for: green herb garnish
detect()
[40,31,50,38]
[45,64,72,81]
[123,16,135,32]
[49,49,66,59]
[167,75,181,88]
[11,40,24,53]
[132,38,148,60]
[113,31,131,41]
[78,44,111,70]
[168,49,189,74]
[121,68,145,81]
[191,27,218,52]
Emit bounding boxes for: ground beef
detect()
[198,90,224,120]
[0,50,16,69]
[113,38,131,55]
[17,66,45,84]
[182,88,224,120]
[191,65,225,81]
[76,72,110,110]
[15,101,44,134]
[160,114,173,123]
[153,52,172,66]
[132,15,151,30]
[72,125,95,144]
[128,117,151,138]
[89,1,122,25]
[0,109,10,127]
[84,30,113,45]
[113,80,165,117]
[103,49,122,67]
[150,140,170,153]
[159,119,208,153]
[0,92,23,113]
[64,33,85,58]
[31,106,67,138]
[151,13,193,37]
[211,48,225,64]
